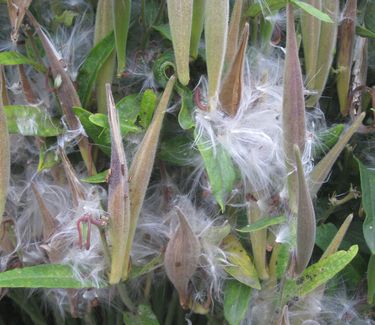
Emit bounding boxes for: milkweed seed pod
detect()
[164,207,201,308]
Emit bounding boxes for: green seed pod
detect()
[167,0,193,85]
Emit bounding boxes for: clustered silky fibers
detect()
[194,49,286,199]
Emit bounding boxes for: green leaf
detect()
[237,215,286,233]
[38,139,60,172]
[90,112,140,135]
[178,89,195,130]
[195,132,236,211]
[315,223,338,251]
[112,0,131,76]
[123,304,160,325]
[245,0,286,18]
[0,264,101,288]
[356,25,375,39]
[139,89,157,128]
[158,134,196,166]
[313,124,344,158]
[290,0,333,23]
[73,106,111,155]
[364,2,375,33]
[222,235,261,289]
[128,255,163,280]
[276,243,290,279]
[76,31,115,107]
[152,24,172,41]
[53,10,78,27]
[281,245,358,304]
[0,51,46,72]
[224,279,252,325]
[81,169,109,183]
[368,254,375,304]
[117,93,141,125]
[356,159,375,254]
[4,105,62,136]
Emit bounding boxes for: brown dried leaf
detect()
[106,84,130,284]
[7,0,32,42]
[164,207,201,308]
[219,23,249,116]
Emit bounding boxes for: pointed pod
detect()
[301,0,322,90]
[31,183,56,241]
[321,214,353,260]
[309,112,365,197]
[167,0,193,85]
[0,66,10,225]
[219,23,249,116]
[122,76,176,279]
[59,148,86,207]
[336,0,357,116]
[112,0,131,76]
[7,0,32,42]
[190,0,205,60]
[164,207,201,308]
[306,0,339,107]
[283,4,306,213]
[205,0,229,109]
[294,145,316,275]
[106,84,131,284]
[225,0,244,66]
[26,11,95,174]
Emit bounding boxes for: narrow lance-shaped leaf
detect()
[356,159,375,254]
[309,112,365,197]
[281,245,358,304]
[190,0,205,60]
[77,31,115,108]
[301,0,322,90]
[225,0,243,66]
[336,0,357,116]
[122,76,176,279]
[0,51,46,73]
[294,145,316,275]
[26,11,95,174]
[205,0,229,110]
[164,207,201,308]
[167,0,193,85]
[247,200,269,280]
[7,0,32,42]
[283,4,306,213]
[106,84,130,284]
[0,66,10,225]
[306,0,339,107]
[219,23,249,116]
[112,0,131,76]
